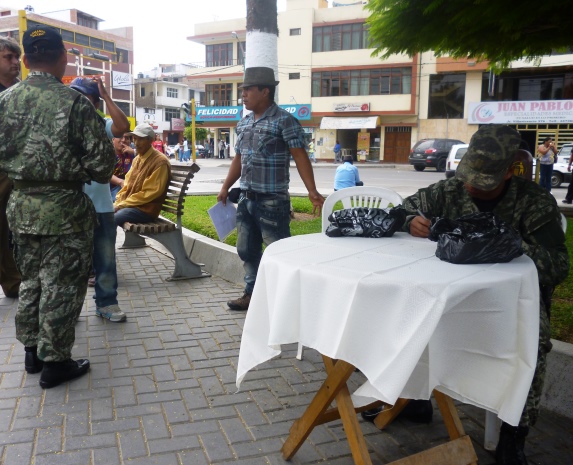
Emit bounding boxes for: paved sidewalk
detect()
[1,232,572,464]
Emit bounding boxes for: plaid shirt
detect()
[235,103,305,194]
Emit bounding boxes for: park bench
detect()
[120,163,210,281]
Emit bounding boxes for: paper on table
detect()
[208,201,237,241]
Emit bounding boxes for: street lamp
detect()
[231,31,245,67]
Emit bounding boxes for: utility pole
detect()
[246,0,279,101]
[191,98,196,162]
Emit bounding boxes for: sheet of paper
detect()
[208,201,237,241]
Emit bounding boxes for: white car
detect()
[444,144,469,178]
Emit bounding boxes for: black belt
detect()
[13,180,83,191]
[242,190,288,201]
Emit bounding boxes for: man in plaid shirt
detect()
[218,67,324,311]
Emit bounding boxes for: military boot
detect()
[39,359,90,389]
[495,422,529,465]
[24,346,43,374]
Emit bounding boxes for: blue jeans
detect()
[110,185,121,202]
[539,163,553,192]
[236,195,291,294]
[93,212,118,308]
[115,207,155,227]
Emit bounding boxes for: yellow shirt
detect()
[114,147,169,210]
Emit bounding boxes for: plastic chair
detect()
[296,186,403,360]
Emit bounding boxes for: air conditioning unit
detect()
[90,53,110,62]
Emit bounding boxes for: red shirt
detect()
[152,140,164,153]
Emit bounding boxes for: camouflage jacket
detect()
[0,72,115,234]
[402,176,569,288]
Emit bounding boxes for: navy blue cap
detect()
[69,77,101,100]
[22,25,64,54]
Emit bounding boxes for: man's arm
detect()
[291,147,324,213]
[95,77,130,137]
[217,153,242,205]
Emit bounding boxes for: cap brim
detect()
[238,81,279,88]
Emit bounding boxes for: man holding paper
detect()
[217,67,324,311]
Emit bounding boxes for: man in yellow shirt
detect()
[114,124,171,227]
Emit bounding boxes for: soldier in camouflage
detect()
[0,26,115,389]
[402,124,569,465]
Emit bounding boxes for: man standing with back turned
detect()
[0,26,115,389]
[218,67,324,311]
[401,124,569,465]
[0,37,22,298]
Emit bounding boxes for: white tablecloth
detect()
[236,233,539,426]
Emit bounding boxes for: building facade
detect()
[186,0,573,162]
[0,6,134,119]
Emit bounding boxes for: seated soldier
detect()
[114,124,171,227]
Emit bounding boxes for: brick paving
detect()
[1,232,572,465]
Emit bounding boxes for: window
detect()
[60,29,74,42]
[90,37,103,49]
[103,41,115,52]
[312,68,411,97]
[482,72,571,101]
[116,102,131,117]
[312,23,369,52]
[166,87,178,98]
[290,28,301,36]
[428,74,466,119]
[77,14,98,30]
[206,83,233,106]
[165,108,180,122]
[206,43,233,67]
[140,87,146,97]
[289,73,301,80]
[116,48,129,64]
[238,42,246,66]
[75,33,89,46]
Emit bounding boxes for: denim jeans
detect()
[110,185,121,202]
[539,163,553,192]
[236,195,291,294]
[93,212,118,308]
[114,207,155,227]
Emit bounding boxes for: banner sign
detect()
[112,71,132,91]
[171,118,185,131]
[468,100,573,124]
[334,102,370,112]
[192,104,312,122]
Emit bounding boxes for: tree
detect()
[365,0,573,68]
[184,126,208,144]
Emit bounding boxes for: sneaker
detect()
[96,304,127,322]
[227,293,251,311]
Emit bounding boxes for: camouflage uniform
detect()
[402,175,569,427]
[0,71,115,362]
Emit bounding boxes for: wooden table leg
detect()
[281,357,356,460]
[323,357,373,465]
[374,398,411,430]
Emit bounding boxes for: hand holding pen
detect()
[410,208,431,238]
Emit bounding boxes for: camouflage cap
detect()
[456,124,522,191]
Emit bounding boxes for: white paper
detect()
[208,201,237,241]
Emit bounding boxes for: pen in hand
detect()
[417,209,428,220]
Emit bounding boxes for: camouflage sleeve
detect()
[401,183,448,232]
[69,97,115,184]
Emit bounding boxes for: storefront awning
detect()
[320,116,379,130]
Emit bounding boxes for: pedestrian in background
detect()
[0,36,22,298]
[536,137,556,192]
[334,155,362,190]
[308,138,316,163]
[562,145,573,204]
[0,26,115,389]
[152,134,164,154]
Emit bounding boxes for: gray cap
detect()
[238,67,279,88]
[127,124,155,139]
[456,124,522,191]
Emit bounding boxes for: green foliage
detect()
[183,126,209,145]
[552,218,573,343]
[365,0,573,69]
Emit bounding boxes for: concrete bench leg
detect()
[147,230,210,281]
[121,231,147,248]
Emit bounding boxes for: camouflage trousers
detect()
[519,300,552,427]
[13,230,93,362]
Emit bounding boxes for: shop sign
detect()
[192,104,312,122]
[171,118,185,131]
[334,103,370,112]
[469,100,573,124]
[112,71,132,91]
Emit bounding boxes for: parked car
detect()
[409,138,465,172]
[445,144,469,178]
[165,145,175,158]
[195,145,207,158]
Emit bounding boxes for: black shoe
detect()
[361,399,433,424]
[227,293,251,311]
[39,359,90,389]
[495,422,529,465]
[24,346,43,374]
[562,200,572,204]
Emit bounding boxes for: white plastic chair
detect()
[296,186,404,360]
